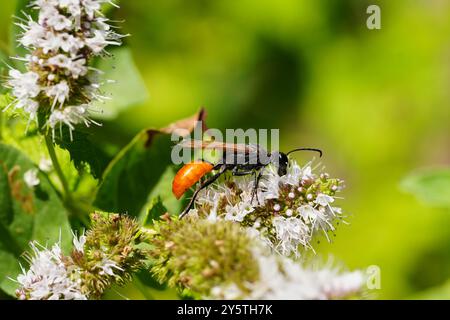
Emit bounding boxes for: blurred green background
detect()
[1,0,449,299]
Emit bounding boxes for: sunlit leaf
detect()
[0,98,100,201]
[94,129,173,217]
[145,166,182,219]
[401,168,450,208]
[94,109,205,217]
[93,48,149,120]
[54,128,112,180]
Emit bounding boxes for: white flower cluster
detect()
[15,241,86,300]
[5,0,123,139]
[97,257,123,276]
[14,212,144,300]
[14,232,125,300]
[72,231,123,276]
[210,246,365,300]
[249,251,364,300]
[193,160,345,258]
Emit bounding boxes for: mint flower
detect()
[70,212,148,298]
[5,0,124,139]
[212,249,365,300]
[15,212,148,300]
[242,249,365,300]
[147,218,365,300]
[191,159,345,257]
[15,242,86,300]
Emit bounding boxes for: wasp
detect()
[172,140,322,218]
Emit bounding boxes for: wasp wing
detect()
[179,140,258,154]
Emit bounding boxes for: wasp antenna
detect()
[286,148,323,158]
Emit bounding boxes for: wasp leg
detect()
[231,168,254,176]
[231,168,253,184]
[179,164,229,219]
[251,171,263,205]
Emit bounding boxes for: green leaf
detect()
[0,166,13,226]
[54,128,111,180]
[94,109,206,218]
[102,274,180,300]
[143,196,168,227]
[94,129,174,217]
[0,104,100,206]
[0,144,72,296]
[410,280,450,300]
[141,166,183,222]
[93,48,149,120]
[135,271,180,299]
[400,168,450,208]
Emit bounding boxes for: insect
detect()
[172,140,322,218]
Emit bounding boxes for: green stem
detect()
[44,134,93,224]
[45,134,72,202]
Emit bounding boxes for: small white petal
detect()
[246,248,365,300]
[24,169,40,188]
[39,158,53,172]
[315,193,335,206]
[72,231,86,253]
[16,241,86,300]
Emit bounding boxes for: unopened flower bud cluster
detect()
[148,217,259,298]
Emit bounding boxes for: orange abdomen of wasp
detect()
[172,162,214,200]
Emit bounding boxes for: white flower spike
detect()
[193,160,345,257]
[15,241,87,300]
[5,0,123,139]
[209,245,366,300]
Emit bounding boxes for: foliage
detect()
[0,144,71,296]
[0,0,449,300]
[92,48,149,120]
[401,168,450,208]
[54,128,111,181]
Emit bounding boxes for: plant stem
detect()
[45,134,72,202]
[44,135,93,223]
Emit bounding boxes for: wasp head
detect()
[270,151,289,176]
